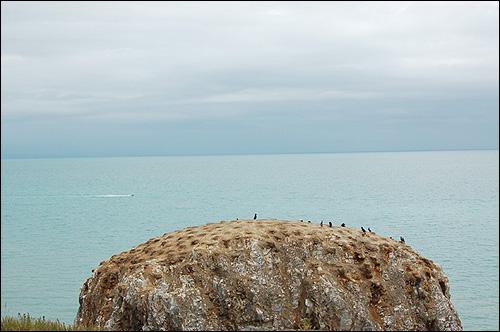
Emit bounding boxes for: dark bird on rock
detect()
[329,222,332,227]
[368,227,372,232]
[300,219,304,222]
[400,236,405,243]
[341,223,346,227]
[308,220,311,223]
[254,214,257,219]
[320,220,323,227]
[361,227,366,233]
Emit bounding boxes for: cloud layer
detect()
[1,2,498,158]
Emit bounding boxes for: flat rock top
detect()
[103,219,416,274]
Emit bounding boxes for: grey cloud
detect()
[1,1,498,157]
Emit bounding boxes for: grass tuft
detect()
[1,313,101,331]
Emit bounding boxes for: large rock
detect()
[75,219,462,331]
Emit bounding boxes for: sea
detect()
[1,150,498,331]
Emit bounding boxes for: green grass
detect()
[1,313,102,331]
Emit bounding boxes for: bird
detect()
[320,220,323,227]
[308,220,311,223]
[329,222,332,227]
[400,236,405,243]
[361,227,366,233]
[300,219,304,222]
[368,227,372,232]
[254,214,257,219]
[341,223,346,227]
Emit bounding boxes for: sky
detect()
[1,1,499,159]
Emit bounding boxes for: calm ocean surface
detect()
[1,150,498,330]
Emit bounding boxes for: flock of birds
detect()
[250,213,406,244]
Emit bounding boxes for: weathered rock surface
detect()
[75,219,462,331]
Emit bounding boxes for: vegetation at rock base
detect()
[298,318,313,330]
[1,313,101,331]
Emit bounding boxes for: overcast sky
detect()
[1,1,498,158]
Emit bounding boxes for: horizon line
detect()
[1,148,498,161]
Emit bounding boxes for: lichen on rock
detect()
[75,219,462,331]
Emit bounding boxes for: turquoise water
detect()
[1,150,498,331]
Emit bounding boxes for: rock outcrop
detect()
[75,219,462,331]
